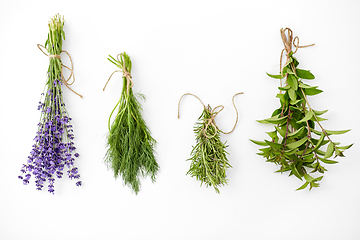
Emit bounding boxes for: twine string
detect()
[37,44,82,98]
[279,28,315,78]
[103,53,134,94]
[177,92,243,138]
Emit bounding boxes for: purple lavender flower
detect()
[19,14,82,194]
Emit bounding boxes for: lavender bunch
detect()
[18,14,81,194]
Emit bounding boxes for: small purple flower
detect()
[20,73,82,194]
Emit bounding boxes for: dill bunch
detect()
[104,52,158,194]
[187,106,231,194]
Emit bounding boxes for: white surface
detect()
[1,0,360,239]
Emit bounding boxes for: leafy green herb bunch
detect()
[104,52,158,194]
[178,93,242,193]
[251,28,352,190]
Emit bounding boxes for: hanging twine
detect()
[178,92,243,138]
[37,44,82,98]
[279,28,315,78]
[103,53,134,94]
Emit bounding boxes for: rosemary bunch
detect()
[179,93,242,193]
[19,14,81,194]
[252,28,352,190]
[187,106,231,194]
[105,52,158,194]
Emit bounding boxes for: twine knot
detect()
[103,53,134,94]
[178,92,243,138]
[279,28,315,76]
[37,44,82,98]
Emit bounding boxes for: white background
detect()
[1,0,360,239]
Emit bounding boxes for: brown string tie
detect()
[103,53,134,94]
[37,44,82,98]
[279,28,315,78]
[178,92,243,138]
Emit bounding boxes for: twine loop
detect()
[37,44,82,98]
[178,92,243,138]
[279,28,315,76]
[103,53,134,94]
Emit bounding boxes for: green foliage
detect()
[252,45,352,191]
[105,52,158,194]
[187,107,231,194]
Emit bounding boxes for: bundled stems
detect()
[178,93,243,193]
[19,14,81,194]
[104,52,158,194]
[252,28,352,190]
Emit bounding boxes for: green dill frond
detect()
[104,52,158,194]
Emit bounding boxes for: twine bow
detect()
[279,28,315,77]
[178,92,243,138]
[37,44,82,98]
[103,53,134,94]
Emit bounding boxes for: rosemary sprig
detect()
[187,106,231,194]
[252,28,352,191]
[179,93,242,193]
[104,52,158,194]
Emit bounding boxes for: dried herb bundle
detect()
[178,93,242,193]
[252,28,352,190]
[104,52,158,194]
[19,14,82,194]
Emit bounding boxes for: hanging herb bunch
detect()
[251,28,352,190]
[103,52,158,194]
[178,93,243,193]
[19,14,82,194]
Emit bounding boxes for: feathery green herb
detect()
[252,28,352,191]
[105,52,158,194]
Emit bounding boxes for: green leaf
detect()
[288,88,297,101]
[304,174,314,182]
[266,131,277,139]
[296,181,309,190]
[304,87,323,96]
[297,111,313,123]
[290,163,303,180]
[310,181,320,190]
[296,69,315,79]
[325,129,351,135]
[275,126,286,138]
[313,132,325,151]
[287,74,298,90]
[319,158,338,164]
[287,136,308,149]
[287,126,305,138]
[250,139,268,146]
[299,82,313,88]
[290,99,303,105]
[310,128,322,136]
[313,109,328,116]
[266,72,283,79]
[259,115,288,124]
[285,148,298,155]
[265,140,282,150]
[337,144,353,150]
[324,142,335,159]
[314,176,323,182]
